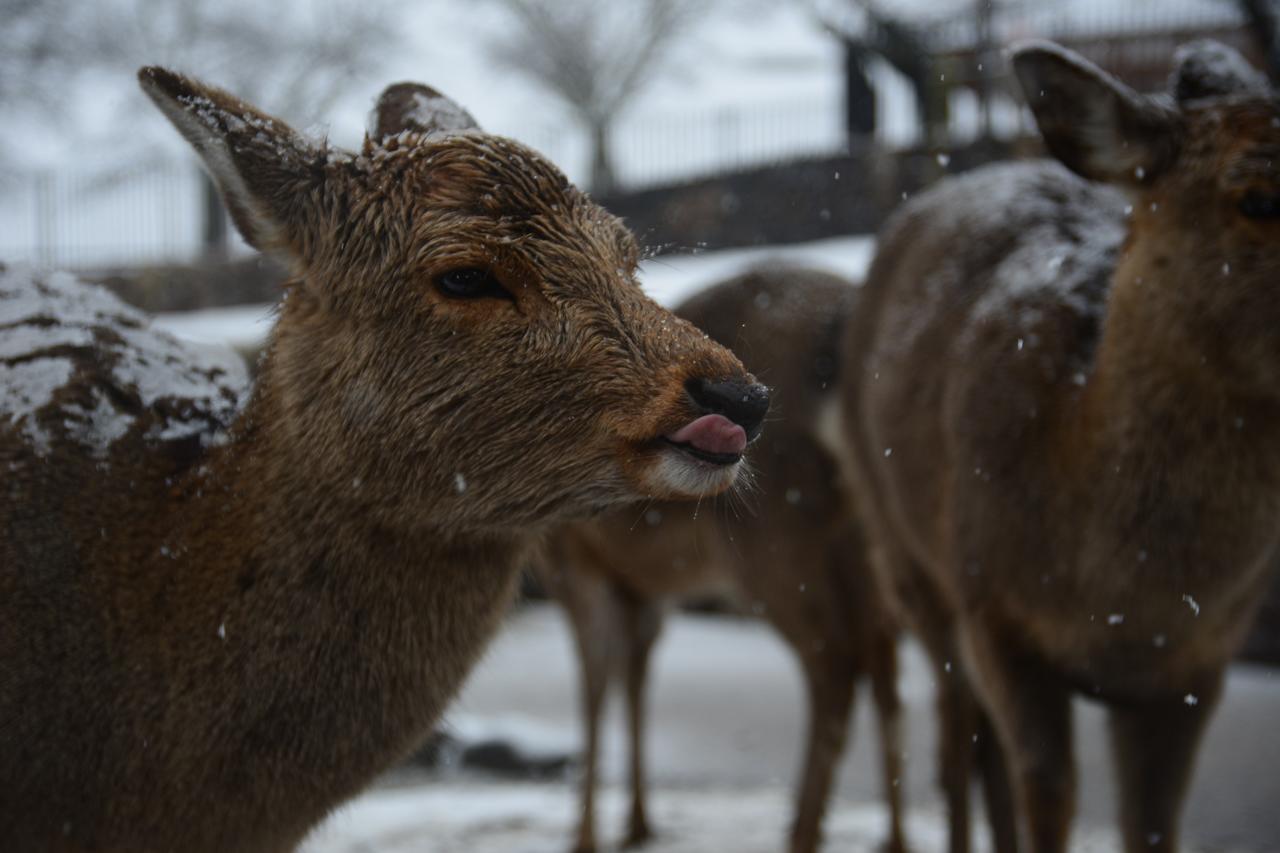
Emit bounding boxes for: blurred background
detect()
[4,1,1280,850]
[2,0,1271,273]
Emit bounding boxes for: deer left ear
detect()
[1012,40,1181,186]
[367,83,480,142]
[138,65,326,258]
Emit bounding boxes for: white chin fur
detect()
[645,447,740,498]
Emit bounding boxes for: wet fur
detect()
[837,42,1280,853]
[0,69,757,851]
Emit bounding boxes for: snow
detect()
[303,781,1258,853]
[61,388,134,458]
[1,267,147,328]
[0,325,94,360]
[406,91,479,137]
[152,303,276,352]
[641,234,874,306]
[300,605,1280,853]
[0,357,75,452]
[304,783,966,853]
[443,713,577,764]
[864,162,1122,363]
[0,264,249,455]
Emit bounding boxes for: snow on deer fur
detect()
[0,264,246,457]
[0,65,768,853]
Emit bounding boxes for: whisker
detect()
[628,497,656,532]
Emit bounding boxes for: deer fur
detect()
[0,68,767,852]
[835,39,1280,853]
[539,266,905,853]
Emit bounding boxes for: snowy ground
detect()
[304,783,949,853]
[302,606,1280,853]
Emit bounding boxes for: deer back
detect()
[840,39,1280,692]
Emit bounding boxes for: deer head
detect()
[1012,41,1280,390]
[139,68,769,534]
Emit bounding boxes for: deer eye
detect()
[435,268,511,300]
[1239,190,1280,219]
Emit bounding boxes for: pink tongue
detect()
[666,414,747,456]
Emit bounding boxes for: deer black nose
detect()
[685,377,770,441]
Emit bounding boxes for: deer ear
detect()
[138,65,323,255]
[1172,39,1270,103]
[1012,41,1180,185]
[367,82,480,141]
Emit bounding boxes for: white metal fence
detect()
[0,99,852,270]
[0,163,210,270]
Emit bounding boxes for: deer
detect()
[0,67,770,853]
[537,265,906,853]
[832,38,1280,853]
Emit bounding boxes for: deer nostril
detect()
[684,377,771,440]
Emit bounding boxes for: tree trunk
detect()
[589,119,615,197]
[843,42,877,145]
[1238,0,1280,84]
[974,0,995,138]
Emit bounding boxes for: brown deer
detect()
[0,68,769,852]
[834,39,1280,853]
[538,265,905,853]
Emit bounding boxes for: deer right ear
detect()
[138,66,323,257]
[1012,41,1180,185]
[1172,39,1270,103]
[367,82,480,142]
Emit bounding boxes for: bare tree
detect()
[484,0,706,195]
[0,0,99,135]
[1,0,401,255]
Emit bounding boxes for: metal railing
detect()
[0,162,210,270]
[0,99,855,270]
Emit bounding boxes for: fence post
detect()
[716,109,739,175]
[200,170,229,259]
[35,171,55,268]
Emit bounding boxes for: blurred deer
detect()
[0,69,769,852]
[834,39,1280,853]
[538,266,905,853]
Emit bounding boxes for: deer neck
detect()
[1071,235,1280,509]
[214,366,525,672]
[143,362,527,818]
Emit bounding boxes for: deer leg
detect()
[621,596,663,848]
[556,572,624,853]
[869,632,909,853]
[937,663,976,853]
[976,710,1019,853]
[788,653,857,853]
[873,547,972,853]
[963,635,1075,853]
[1107,674,1222,853]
